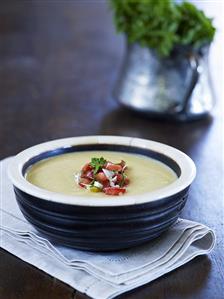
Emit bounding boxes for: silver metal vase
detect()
[113,43,214,121]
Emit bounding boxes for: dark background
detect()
[0,1,223,299]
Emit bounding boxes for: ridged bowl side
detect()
[14,186,189,251]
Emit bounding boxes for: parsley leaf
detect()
[110,0,216,57]
[90,157,107,174]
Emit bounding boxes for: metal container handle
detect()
[178,54,200,114]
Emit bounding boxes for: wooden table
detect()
[0,1,223,299]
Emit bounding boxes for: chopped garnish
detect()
[105,162,122,172]
[93,181,103,189]
[80,177,92,185]
[102,168,114,180]
[90,157,107,174]
[104,187,126,196]
[90,186,101,193]
[95,172,108,183]
[75,157,130,196]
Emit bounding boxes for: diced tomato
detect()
[115,173,123,184]
[114,174,129,186]
[103,187,126,196]
[82,163,92,173]
[79,183,86,188]
[95,172,108,183]
[79,177,92,185]
[102,180,110,188]
[124,178,130,186]
[105,163,122,172]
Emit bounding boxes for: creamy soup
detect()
[26,151,177,197]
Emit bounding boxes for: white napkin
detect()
[0,157,215,299]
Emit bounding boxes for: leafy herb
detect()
[176,2,215,48]
[90,157,107,174]
[110,0,216,56]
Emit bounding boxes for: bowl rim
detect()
[8,135,196,207]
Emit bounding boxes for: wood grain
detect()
[0,1,223,299]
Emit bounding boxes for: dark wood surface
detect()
[0,1,223,299]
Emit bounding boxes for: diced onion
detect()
[74,172,81,183]
[94,181,103,189]
[111,176,117,182]
[102,168,114,179]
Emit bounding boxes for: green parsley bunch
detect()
[110,0,216,56]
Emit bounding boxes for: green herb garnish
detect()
[176,2,215,48]
[90,157,107,174]
[110,0,216,56]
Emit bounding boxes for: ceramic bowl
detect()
[8,136,196,251]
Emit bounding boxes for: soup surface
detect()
[26,151,177,197]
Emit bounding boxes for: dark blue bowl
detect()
[8,136,196,251]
